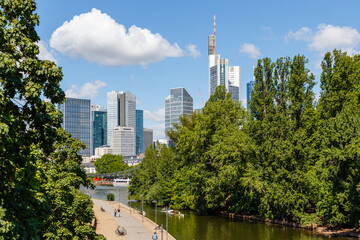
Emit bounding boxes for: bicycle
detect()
[115,225,127,235]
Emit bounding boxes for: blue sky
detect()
[35,0,360,140]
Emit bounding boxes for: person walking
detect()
[152,232,158,240]
[117,208,121,217]
[114,208,117,217]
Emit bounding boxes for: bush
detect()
[106,193,115,201]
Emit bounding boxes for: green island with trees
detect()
[0,1,104,239]
[129,52,360,230]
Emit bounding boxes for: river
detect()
[81,185,351,240]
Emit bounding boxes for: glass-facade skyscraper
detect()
[247,81,255,110]
[107,91,136,147]
[59,98,91,156]
[136,109,144,155]
[91,105,107,155]
[165,88,193,134]
[208,20,241,102]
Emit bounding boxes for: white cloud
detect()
[50,8,186,66]
[240,43,261,59]
[285,27,313,42]
[65,80,106,99]
[36,40,57,63]
[286,24,360,55]
[186,44,201,58]
[144,108,165,122]
[309,24,360,54]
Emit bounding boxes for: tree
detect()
[37,129,103,239]
[0,0,65,237]
[94,154,129,174]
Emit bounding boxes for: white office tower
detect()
[112,126,136,156]
[208,16,241,102]
[107,91,136,147]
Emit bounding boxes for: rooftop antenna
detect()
[213,15,216,49]
[253,62,255,81]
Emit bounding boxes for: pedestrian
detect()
[114,208,117,217]
[152,231,158,240]
[118,208,121,217]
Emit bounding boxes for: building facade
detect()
[112,126,136,156]
[165,87,193,134]
[107,91,136,147]
[91,105,107,155]
[143,128,153,152]
[247,81,255,110]
[136,109,144,155]
[208,22,241,102]
[59,97,91,156]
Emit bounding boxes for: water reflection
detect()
[80,186,351,240]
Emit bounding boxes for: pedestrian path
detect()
[92,198,176,240]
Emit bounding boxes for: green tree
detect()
[316,50,360,227]
[37,129,103,239]
[94,154,129,174]
[0,0,65,237]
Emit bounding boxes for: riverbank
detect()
[220,211,360,239]
[92,198,176,240]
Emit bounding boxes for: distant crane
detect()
[199,88,205,107]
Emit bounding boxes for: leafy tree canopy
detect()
[95,154,129,174]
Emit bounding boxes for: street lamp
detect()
[118,188,121,208]
[152,200,158,224]
[166,206,168,240]
[140,195,144,222]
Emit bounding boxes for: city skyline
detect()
[36,0,360,140]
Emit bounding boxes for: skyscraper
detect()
[91,105,107,155]
[247,81,255,110]
[247,63,256,110]
[112,126,136,156]
[165,87,193,134]
[208,16,241,102]
[143,128,153,152]
[107,91,136,147]
[136,109,144,155]
[59,97,91,156]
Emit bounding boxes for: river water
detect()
[81,186,350,240]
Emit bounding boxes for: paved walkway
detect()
[92,198,176,240]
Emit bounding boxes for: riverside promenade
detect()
[92,198,176,240]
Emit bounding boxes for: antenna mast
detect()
[213,15,216,48]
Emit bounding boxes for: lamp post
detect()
[140,195,144,222]
[152,200,157,224]
[118,188,121,208]
[166,206,168,240]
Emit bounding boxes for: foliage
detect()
[0,1,103,238]
[0,0,64,237]
[129,51,360,229]
[107,193,115,201]
[94,153,129,174]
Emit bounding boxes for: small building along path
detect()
[92,198,176,240]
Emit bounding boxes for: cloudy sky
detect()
[36,0,360,140]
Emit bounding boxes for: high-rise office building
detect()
[107,91,136,147]
[247,81,255,110]
[247,63,256,110]
[136,109,144,155]
[165,87,193,134]
[112,126,136,156]
[59,97,91,156]
[91,105,107,155]
[208,16,241,102]
[143,128,153,151]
